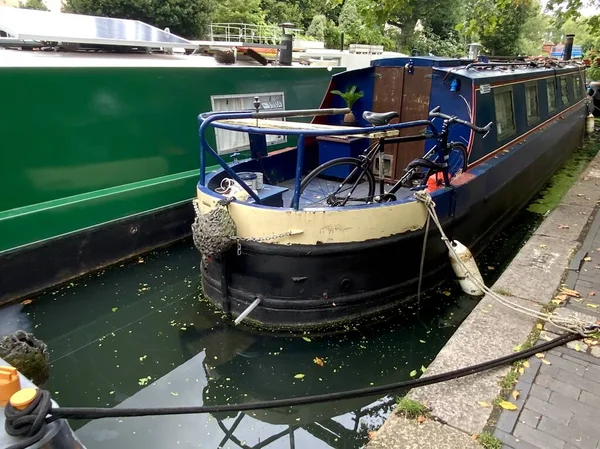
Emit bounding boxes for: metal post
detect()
[292,135,305,210]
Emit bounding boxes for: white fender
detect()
[448,240,484,296]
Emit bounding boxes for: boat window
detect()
[525,82,539,125]
[210,92,287,154]
[547,78,557,113]
[560,77,569,105]
[574,73,582,97]
[494,88,516,140]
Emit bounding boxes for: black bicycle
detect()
[293,106,493,208]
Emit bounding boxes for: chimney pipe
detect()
[563,34,574,61]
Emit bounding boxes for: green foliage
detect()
[62,0,213,39]
[213,0,265,24]
[477,432,502,449]
[331,85,364,108]
[411,26,464,57]
[307,15,327,42]
[19,0,48,10]
[395,396,429,419]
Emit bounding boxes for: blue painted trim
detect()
[292,135,305,210]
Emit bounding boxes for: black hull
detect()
[0,202,194,306]
[201,105,586,332]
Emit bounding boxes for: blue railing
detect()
[198,109,439,209]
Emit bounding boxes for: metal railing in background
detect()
[209,23,304,45]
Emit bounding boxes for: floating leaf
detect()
[541,359,552,365]
[294,373,305,379]
[368,431,377,440]
[442,290,451,296]
[409,370,417,377]
[112,307,118,312]
[499,401,518,410]
[419,340,426,343]
[21,299,33,305]
[536,323,543,330]
[512,390,520,400]
[420,365,427,373]
[313,357,325,367]
[302,337,311,342]
[523,361,530,368]
[477,401,491,407]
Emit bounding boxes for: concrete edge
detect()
[366,143,600,448]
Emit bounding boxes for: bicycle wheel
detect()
[291,157,376,208]
[446,142,468,177]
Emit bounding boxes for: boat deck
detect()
[279,177,414,209]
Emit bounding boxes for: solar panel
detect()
[0,7,194,48]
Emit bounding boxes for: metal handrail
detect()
[209,23,304,45]
[198,109,439,209]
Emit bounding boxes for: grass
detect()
[395,396,429,419]
[493,288,513,297]
[477,431,502,449]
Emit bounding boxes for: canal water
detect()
[0,142,597,449]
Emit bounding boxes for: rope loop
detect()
[4,389,52,449]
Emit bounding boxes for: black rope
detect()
[2,331,584,449]
[4,389,52,449]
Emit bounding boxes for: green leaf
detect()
[302,336,311,342]
[112,307,118,312]
[409,370,417,377]
[420,365,427,373]
[294,373,305,379]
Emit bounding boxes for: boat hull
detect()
[200,101,587,331]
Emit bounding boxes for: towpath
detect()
[494,206,600,449]
[367,132,600,449]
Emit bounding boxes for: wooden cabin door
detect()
[371,66,433,182]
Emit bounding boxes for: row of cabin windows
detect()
[493,72,584,142]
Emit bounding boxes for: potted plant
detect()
[331,85,364,125]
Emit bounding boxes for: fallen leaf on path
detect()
[472,434,478,441]
[518,367,525,374]
[591,292,597,296]
[536,323,543,330]
[556,293,569,301]
[535,353,545,358]
[368,431,377,440]
[477,401,491,407]
[523,361,530,368]
[541,359,552,365]
[417,415,427,423]
[540,244,548,249]
[558,224,570,229]
[586,303,599,308]
[585,257,592,262]
[499,401,518,410]
[561,288,581,298]
[574,343,582,352]
[512,390,520,400]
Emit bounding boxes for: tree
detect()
[19,0,48,10]
[307,15,327,41]
[212,0,265,24]
[62,0,213,39]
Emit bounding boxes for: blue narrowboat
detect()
[193,53,590,332]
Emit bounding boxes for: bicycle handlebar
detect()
[428,106,493,136]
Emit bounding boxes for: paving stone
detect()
[561,353,592,367]
[582,367,600,384]
[555,369,600,396]
[539,363,561,378]
[515,439,550,449]
[495,427,522,447]
[543,354,586,376]
[566,341,590,353]
[568,414,600,440]
[519,359,541,384]
[578,390,600,411]
[513,422,566,449]
[552,347,595,365]
[530,384,552,401]
[548,391,599,420]
[537,416,598,449]
[576,279,594,288]
[518,408,542,428]
[536,373,581,399]
[502,445,515,449]
[534,204,592,241]
[524,396,573,425]
[591,347,600,358]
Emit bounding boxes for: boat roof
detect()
[0,48,324,68]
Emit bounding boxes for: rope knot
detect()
[413,190,435,208]
[5,389,52,449]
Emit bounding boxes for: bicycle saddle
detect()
[362,111,400,126]
[406,158,445,171]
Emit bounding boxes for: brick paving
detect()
[494,208,600,449]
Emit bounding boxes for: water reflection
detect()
[0,303,33,335]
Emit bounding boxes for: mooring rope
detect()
[413,190,599,336]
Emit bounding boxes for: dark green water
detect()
[0,142,597,449]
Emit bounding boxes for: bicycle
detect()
[293,106,493,208]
